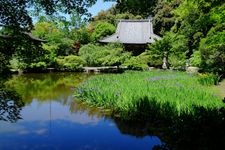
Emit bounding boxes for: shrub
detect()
[20,61,48,72]
[168,52,186,70]
[79,43,130,67]
[123,51,152,70]
[190,51,202,67]
[123,52,150,70]
[79,44,108,66]
[147,35,171,67]
[56,55,86,71]
[197,73,219,86]
[9,58,20,71]
[101,48,131,67]
[30,62,47,69]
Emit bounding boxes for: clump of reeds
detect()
[74,71,224,122]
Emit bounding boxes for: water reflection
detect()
[1,73,225,150]
[0,73,163,150]
[4,73,90,103]
[0,88,24,123]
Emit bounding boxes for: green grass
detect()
[74,71,224,122]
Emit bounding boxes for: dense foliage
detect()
[148,32,188,69]
[123,52,150,70]
[79,43,131,67]
[0,0,224,76]
[91,8,142,25]
[90,22,116,42]
[74,71,224,121]
[104,0,157,17]
[56,55,86,71]
[0,0,96,73]
[153,0,181,36]
[148,0,225,75]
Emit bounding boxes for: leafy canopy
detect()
[0,0,97,31]
[104,0,157,17]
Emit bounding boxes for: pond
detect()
[0,73,163,150]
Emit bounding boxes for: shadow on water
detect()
[71,98,225,150]
[112,117,225,150]
[1,73,225,150]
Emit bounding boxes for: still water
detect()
[0,73,163,150]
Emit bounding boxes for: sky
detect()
[31,0,115,23]
[88,0,116,16]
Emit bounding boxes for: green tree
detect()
[91,7,143,26]
[172,0,224,57]
[0,28,47,72]
[13,20,80,71]
[91,22,116,42]
[153,0,181,36]
[105,0,157,17]
[148,32,188,69]
[200,25,225,74]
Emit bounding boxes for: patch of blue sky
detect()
[88,0,116,16]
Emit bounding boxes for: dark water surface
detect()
[0,73,163,150]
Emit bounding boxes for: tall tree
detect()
[104,0,157,17]
[153,0,181,36]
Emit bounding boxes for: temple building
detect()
[100,19,161,55]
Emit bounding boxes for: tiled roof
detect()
[0,32,46,42]
[100,19,161,44]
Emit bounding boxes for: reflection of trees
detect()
[70,100,105,118]
[0,88,24,123]
[113,118,150,137]
[69,99,110,119]
[4,73,91,104]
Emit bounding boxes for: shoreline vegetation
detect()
[74,70,225,125]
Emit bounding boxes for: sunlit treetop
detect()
[104,0,157,17]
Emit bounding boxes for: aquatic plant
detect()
[74,71,224,122]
